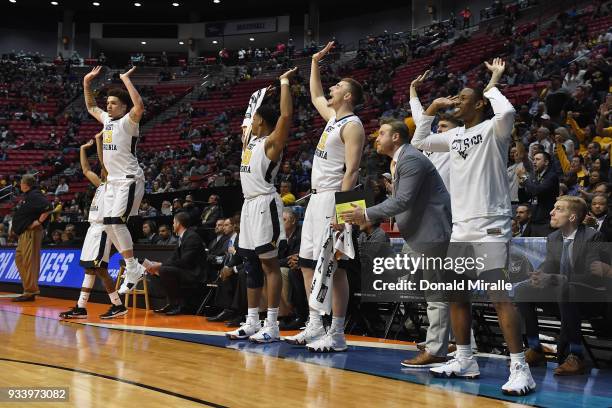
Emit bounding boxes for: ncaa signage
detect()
[0,248,122,289]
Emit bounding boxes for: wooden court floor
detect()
[0,295,527,407]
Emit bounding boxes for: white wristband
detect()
[280,78,290,86]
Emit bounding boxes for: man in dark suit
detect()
[145,211,205,316]
[204,219,230,282]
[200,194,222,229]
[278,207,305,330]
[516,196,606,375]
[585,194,612,242]
[517,152,559,236]
[515,204,534,237]
[341,118,452,368]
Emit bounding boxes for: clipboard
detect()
[334,190,374,224]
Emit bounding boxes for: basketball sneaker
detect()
[249,319,280,343]
[226,319,262,340]
[99,304,128,319]
[430,357,480,379]
[305,329,347,353]
[59,306,88,319]
[118,262,146,295]
[502,362,536,396]
[282,320,326,346]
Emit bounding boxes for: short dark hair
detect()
[438,112,463,127]
[107,88,132,109]
[174,211,191,228]
[158,224,170,231]
[143,219,157,231]
[255,105,279,128]
[380,117,410,143]
[517,203,531,213]
[535,151,552,162]
[342,77,364,107]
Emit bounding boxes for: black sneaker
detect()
[99,304,128,319]
[59,306,88,319]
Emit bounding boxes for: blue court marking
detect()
[125,328,612,408]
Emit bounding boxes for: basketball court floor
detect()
[1,294,611,407]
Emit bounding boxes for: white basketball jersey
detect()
[424,151,451,192]
[88,183,106,224]
[101,112,144,181]
[311,115,363,191]
[240,136,280,198]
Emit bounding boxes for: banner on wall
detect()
[205,17,277,37]
[0,248,122,289]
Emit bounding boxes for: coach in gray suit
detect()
[341,118,452,367]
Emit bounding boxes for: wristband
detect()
[280,78,290,86]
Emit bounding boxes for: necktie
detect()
[560,238,572,277]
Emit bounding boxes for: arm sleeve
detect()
[409,97,424,124]
[555,143,571,174]
[484,87,516,141]
[566,117,585,143]
[411,114,451,152]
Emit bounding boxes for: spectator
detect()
[200,194,222,229]
[138,220,159,244]
[460,6,472,29]
[182,194,202,226]
[160,200,173,216]
[584,193,612,241]
[157,224,178,246]
[172,198,183,213]
[204,219,229,282]
[565,86,597,128]
[0,223,8,245]
[515,204,534,237]
[278,208,305,330]
[54,177,69,196]
[146,212,205,315]
[518,152,559,235]
[280,181,296,206]
[46,229,63,246]
[138,200,158,217]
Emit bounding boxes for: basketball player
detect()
[284,41,366,352]
[83,66,146,294]
[412,58,536,395]
[225,67,297,342]
[59,135,127,319]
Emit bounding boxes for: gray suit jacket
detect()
[366,143,452,252]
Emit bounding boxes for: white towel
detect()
[309,224,355,315]
[241,87,268,143]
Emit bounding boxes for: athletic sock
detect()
[267,307,279,325]
[77,274,96,308]
[510,351,526,366]
[125,257,138,272]
[247,307,259,324]
[456,344,473,360]
[308,309,323,327]
[331,316,345,334]
[109,291,122,306]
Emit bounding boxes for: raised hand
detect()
[411,70,430,89]
[84,66,102,83]
[484,57,506,76]
[312,41,334,62]
[280,66,298,80]
[119,66,137,80]
[432,96,458,110]
[81,139,95,149]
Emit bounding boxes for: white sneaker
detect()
[502,362,536,396]
[226,320,262,340]
[118,262,146,294]
[430,357,480,379]
[306,330,347,353]
[249,319,280,343]
[282,321,326,346]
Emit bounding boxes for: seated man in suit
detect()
[584,194,612,242]
[515,204,534,237]
[145,211,205,316]
[204,219,230,282]
[516,196,607,375]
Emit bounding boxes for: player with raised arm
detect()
[412,58,536,396]
[83,66,146,294]
[59,134,127,320]
[226,67,298,343]
[283,41,366,352]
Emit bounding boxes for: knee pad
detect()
[107,224,133,253]
[242,250,264,289]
